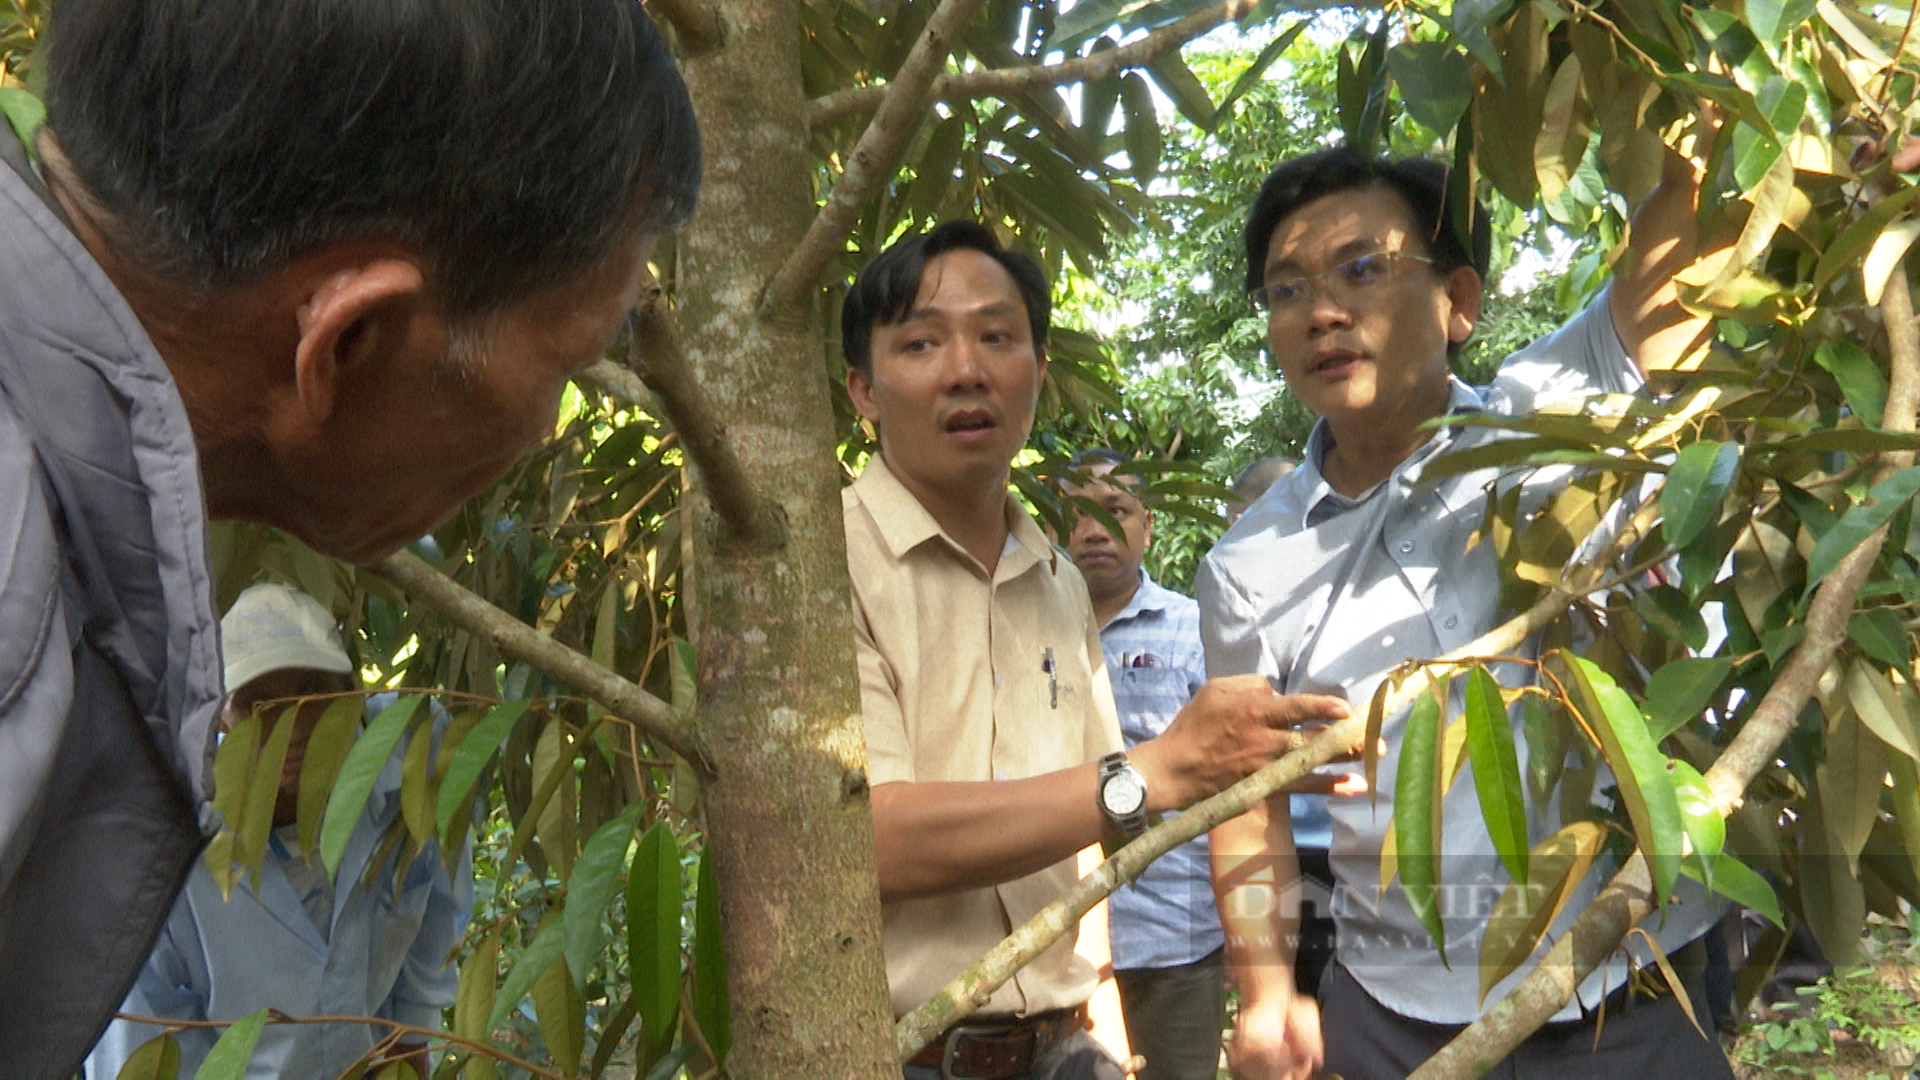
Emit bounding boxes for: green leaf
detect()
[203,712,260,899]
[645,1045,698,1080]
[1799,800,1865,968]
[1634,584,1710,651]
[488,908,566,1034]
[1388,41,1473,136]
[1216,20,1307,118]
[1392,685,1449,964]
[1819,703,1887,871]
[564,804,643,992]
[435,699,531,840]
[196,1010,268,1080]
[1643,657,1732,742]
[1747,0,1817,45]
[1144,50,1215,130]
[0,87,45,151]
[1813,342,1890,429]
[693,848,732,1063]
[1680,850,1783,927]
[1670,760,1724,892]
[628,821,685,1069]
[1847,610,1912,671]
[320,694,423,875]
[1118,72,1161,185]
[1522,694,1566,806]
[1761,428,1920,456]
[1806,465,1920,584]
[1777,481,1837,539]
[1478,821,1607,1002]
[1464,667,1528,886]
[453,931,499,1080]
[532,953,585,1076]
[235,705,298,893]
[1558,654,1685,905]
[1661,441,1740,549]
[297,697,364,857]
[113,1033,181,1080]
[398,712,434,849]
[1843,659,1920,762]
[1813,182,1920,294]
[1887,754,1920,906]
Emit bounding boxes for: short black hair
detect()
[841,220,1051,373]
[1067,447,1126,471]
[1243,146,1490,296]
[44,0,701,320]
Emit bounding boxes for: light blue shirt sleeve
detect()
[381,838,475,1031]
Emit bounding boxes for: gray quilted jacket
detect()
[0,126,224,1077]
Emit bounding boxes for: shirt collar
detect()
[853,454,1057,579]
[1108,570,1176,627]
[1295,377,1489,520]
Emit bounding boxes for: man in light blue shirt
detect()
[1198,146,1733,1080]
[88,584,473,1079]
[1063,448,1220,1080]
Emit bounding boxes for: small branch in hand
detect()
[762,0,994,319]
[896,586,1574,1059]
[369,549,713,773]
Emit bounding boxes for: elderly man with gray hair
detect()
[0,1,698,1072]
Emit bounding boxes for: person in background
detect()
[87,583,473,1080]
[1225,457,1296,525]
[841,220,1355,1080]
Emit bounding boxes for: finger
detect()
[1261,693,1351,728]
[1330,773,1370,797]
[1276,773,1343,795]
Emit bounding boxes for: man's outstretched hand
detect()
[1130,674,1357,812]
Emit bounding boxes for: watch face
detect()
[1103,771,1146,816]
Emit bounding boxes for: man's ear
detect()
[1444,265,1484,347]
[845,364,882,425]
[292,259,429,424]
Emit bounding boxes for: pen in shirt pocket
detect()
[1042,646,1058,708]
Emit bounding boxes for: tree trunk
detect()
[676,3,899,1077]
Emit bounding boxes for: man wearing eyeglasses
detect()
[1196,146,1734,1080]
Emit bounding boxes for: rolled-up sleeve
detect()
[853,601,915,787]
[1491,285,1644,415]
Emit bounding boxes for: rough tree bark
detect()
[670,0,899,1075]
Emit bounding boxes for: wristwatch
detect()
[1097,752,1150,845]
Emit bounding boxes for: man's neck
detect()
[888,460,1014,573]
[1089,567,1142,630]
[39,136,290,521]
[1319,375,1455,498]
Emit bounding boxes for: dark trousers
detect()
[1295,847,1338,999]
[902,1029,1125,1080]
[1319,961,1736,1080]
[1114,947,1227,1080]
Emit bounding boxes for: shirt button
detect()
[1398,540,1415,554]
[1445,615,1459,629]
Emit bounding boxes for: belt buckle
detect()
[940,1019,1022,1080]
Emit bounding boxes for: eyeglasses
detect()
[1248,251,1436,316]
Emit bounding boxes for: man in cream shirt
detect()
[839,220,1353,1079]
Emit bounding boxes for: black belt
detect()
[905,1005,1089,1079]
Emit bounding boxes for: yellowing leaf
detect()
[1478,821,1607,1002]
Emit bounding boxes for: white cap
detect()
[221,582,355,693]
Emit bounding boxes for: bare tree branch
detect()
[369,549,713,773]
[896,586,1575,1059]
[615,278,774,545]
[648,0,724,55]
[761,0,994,319]
[578,358,656,409]
[808,0,1269,130]
[1409,262,1920,1080]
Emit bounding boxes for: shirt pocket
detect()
[1114,666,1192,745]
